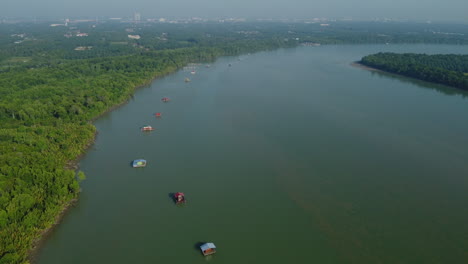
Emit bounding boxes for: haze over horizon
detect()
[2,0,468,23]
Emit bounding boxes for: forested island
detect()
[359,53,468,90]
[0,20,467,263]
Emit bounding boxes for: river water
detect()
[37,45,468,264]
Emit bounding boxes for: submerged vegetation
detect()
[360,53,468,90]
[0,20,467,263]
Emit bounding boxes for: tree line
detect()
[360,53,468,90]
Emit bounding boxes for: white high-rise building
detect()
[134,12,141,22]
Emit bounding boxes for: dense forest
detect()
[0,20,467,263]
[360,53,468,90]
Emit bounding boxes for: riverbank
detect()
[350,61,383,72]
[28,198,77,264]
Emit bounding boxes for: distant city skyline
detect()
[2,0,468,23]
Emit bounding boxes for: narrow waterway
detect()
[37,45,468,263]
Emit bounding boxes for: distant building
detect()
[128,34,141,40]
[74,46,93,51]
[134,12,141,22]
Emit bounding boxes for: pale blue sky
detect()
[2,0,468,22]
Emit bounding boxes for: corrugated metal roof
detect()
[200,243,216,251]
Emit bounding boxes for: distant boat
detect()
[161,97,170,102]
[191,70,196,75]
[132,159,147,168]
[184,78,191,82]
[141,125,154,131]
[154,112,162,118]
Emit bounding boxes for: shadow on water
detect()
[167,192,187,206]
[194,242,207,255]
[369,70,468,98]
[167,192,176,204]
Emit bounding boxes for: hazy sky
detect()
[2,0,468,22]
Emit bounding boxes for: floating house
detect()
[200,243,216,256]
[132,159,147,168]
[141,125,154,131]
[174,192,186,204]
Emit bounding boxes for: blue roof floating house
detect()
[132,159,147,168]
[200,243,216,256]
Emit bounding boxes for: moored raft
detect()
[132,159,147,168]
[174,192,186,204]
[200,243,216,256]
[141,125,154,131]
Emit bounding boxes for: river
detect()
[36,45,468,264]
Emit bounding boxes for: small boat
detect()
[141,125,154,131]
[132,159,147,168]
[174,192,186,204]
[200,243,216,256]
[190,70,196,75]
[161,97,170,102]
[154,112,162,118]
[184,78,191,82]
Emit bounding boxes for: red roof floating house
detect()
[174,192,186,204]
[141,125,154,131]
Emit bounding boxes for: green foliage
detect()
[360,53,468,90]
[0,20,467,264]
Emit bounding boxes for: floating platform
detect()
[200,243,216,256]
[174,192,186,204]
[141,125,154,131]
[132,159,147,168]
